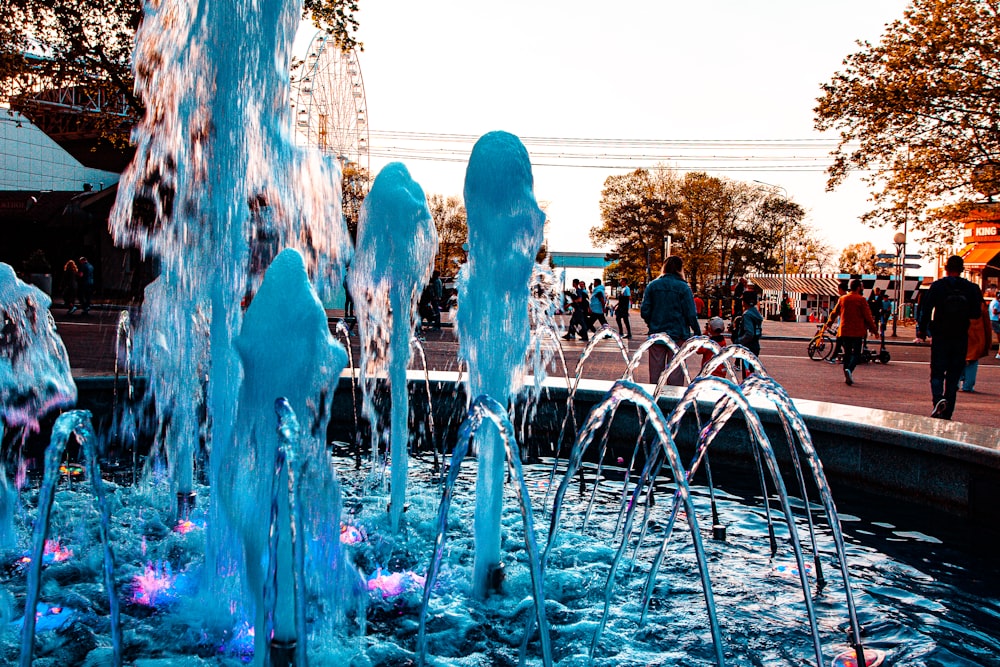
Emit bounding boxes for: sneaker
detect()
[996,353,1000,359]
[931,399,948,419]
[844,368,853,385]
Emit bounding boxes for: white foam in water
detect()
[347,162,438,533]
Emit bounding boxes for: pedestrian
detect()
[916,255,984,419]
[62,259,79,312]
[827,282,848,364]
[867,287,885,334]
[989,289,1000,359]
[736,292,763,356]
[615,278,632,339]
[879,297,892,336]
[780,294,794,322]
[640,255,700,385]
[826,278,878,386]
[732,277,747,316]
[587,278,608,331]
[698,316,728,378]
[429,269,443,330]
[693,293,705,318]
[77,256,95,315]
[959,299,992,392]
[563,278,591,342]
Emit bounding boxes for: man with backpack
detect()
[916,255,984,420]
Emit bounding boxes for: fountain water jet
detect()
[0,0,976,660]
[457,131,546,598]
[19,410,120,667]
[0,265,76,548]
[347,162,438,532]
[220,247,347,660]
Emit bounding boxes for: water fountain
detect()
[347,161,437,533]
[457,130,546,599]
[2,0,999,665]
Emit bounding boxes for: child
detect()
[697,316,728,378]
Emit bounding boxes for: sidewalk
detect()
[53,305,999,430]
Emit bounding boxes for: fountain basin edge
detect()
[68,372,1000,525]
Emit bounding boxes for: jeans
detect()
[960,360,980,392]
[616,311,631,337]
[648,340,685,386]
[840,336,863,372]
[587,311,608,332]
[930,335,968,418]
[568,309,589,339]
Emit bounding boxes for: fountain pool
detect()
[0,418,998,666]
[3,0,1000,662]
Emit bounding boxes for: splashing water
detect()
[347,162,438,532]
[107,0,352,654]
[456,131,545,597]
[367,567,426,599]
[0,265,76,435]
[220,248,347,658]
[0,264,77,548]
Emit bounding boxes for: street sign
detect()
[903,263,922,269]
[875,262,894,268]
[904,254,922,259]
[876,253,896,259]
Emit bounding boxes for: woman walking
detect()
[62,259,79,312]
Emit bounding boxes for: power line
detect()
[364,129,852,172]
[369,129,845,149]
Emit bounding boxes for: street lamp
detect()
[754,180,789,309]
[876,231,921,337]
[892,231,906,337]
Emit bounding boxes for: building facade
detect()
[960,204,1000,294]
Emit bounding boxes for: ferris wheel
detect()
[291,32,369,172]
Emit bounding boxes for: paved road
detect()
[54,306,1000,429]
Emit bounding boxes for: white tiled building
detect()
[0,107,118,192]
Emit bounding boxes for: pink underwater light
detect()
[367,567,426,598]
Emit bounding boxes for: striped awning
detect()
[747,273,928,302]
[747,274,843,297]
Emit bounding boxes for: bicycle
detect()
[807,322,837,361]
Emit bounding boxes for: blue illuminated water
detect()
[1,0,999,662]
[457,131,546,598]
[347,162,437,534]
[1,448,997,665]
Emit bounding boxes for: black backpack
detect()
[933,280,970,336]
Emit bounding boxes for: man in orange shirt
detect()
[825,278,878,385]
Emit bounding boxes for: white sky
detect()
[300,0,919,269]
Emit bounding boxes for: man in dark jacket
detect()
[640,255,700,385]
[916,255,984,419]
